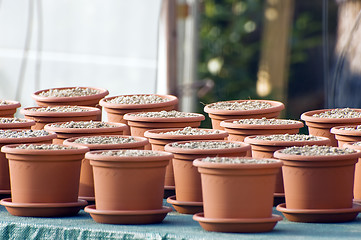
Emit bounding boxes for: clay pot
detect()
[0,130,57,193]
[204,100,285,130]
[32,87,109,108]
[63,135,149,201]
[144,128,228,188]
[1,144,89,203]
[0,100,21,118]
[342,142,361,201]
[244,135,331,194]
[301,109,361,147]
[164,140,251,203]
[21,106,101,130]
[124,111,205,149]
[274,147,360,209]
[0,118,35,130]
[220,119,303,142]
[331,125,361,147]
[193,157,282,219]
[99,94,178,135]
[85,150,173,211]
[44,121,127,144]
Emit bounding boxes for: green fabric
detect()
[0,201,360,240]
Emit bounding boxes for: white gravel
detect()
[27,106,90,112]
[99,150,161,156]
[129,110,200,118]
[312,108,361,118]
[200,157,279,164]
[232,118,299,125]
[160,127,220,135]
[339,125,361,131]
[254,134,321,141]
[0,130,49,138]
[49,121,117,128]
[106,95,170,104]
[73,136,137,144]
[37,87,100,97]
[0,100,9,105]
[207,100,272,110]
[280,145,356,156]
[171,141,242,149]
[15,144,75,150]
[0,118,27,123]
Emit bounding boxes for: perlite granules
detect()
[352,142,361,146]
[37,87,100,97]
[201,157,278,164]
[106,95,170,104]
[339,125,361,131]
[280,145,356,156]
[0,118,27,123]
[15,144,75,150]
[312,108,361,118]
[232,118,299,125]
[50,121,117,129]
[171,141,242,149]
[0,130,49,138]
[254,134,321,141]
[160,127,220,135]
[27,106,90,112]
[130,110,200,118]
[207,100,272,111]
[99,150,160,157]
[0,100,9,105]
[74,136,137,144]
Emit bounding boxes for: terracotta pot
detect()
[193,157,282,219]
[244,135,331,194]
[144,128,228,188]
[44,121,127,144]
[1,144,89,203]
[274,147,360,209]
[0,118,35,130]
[0,100,21,118]
[301,109,361,147]
[342,142,361,201]
[220,119,303,142]
[331,125,361,147]
[204,100,285,130]
[21,106,101,130]
[86,150,173,211]
[63,135,149,200]
[124,111,205,149]
[0,130,57,193]
[32,87,109,108]
[164,140,251,203]
[99,94,178,135]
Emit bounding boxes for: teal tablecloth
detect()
[0,201,361,240]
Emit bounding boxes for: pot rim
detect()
[43,121,127,133]
[220,118,303,130]
[164,140,251,154]
[244,135,331,147]
[21,106,101,117]
[31,86,109,103]
[331,125,361,136]
[0,129,57,144]
[301,109,361,123]
[85,149,173,162]
[0,118,35,128]
[193,157,283,169]
[1,143,89,155]
[203,100,284,116]
[0,100,21,110]
[99,94,178,109]
[63,135,149,149]
[123,112,205,123]
[144,128,228,140]
[274,148,361,161]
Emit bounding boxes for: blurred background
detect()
[1,0,360,127]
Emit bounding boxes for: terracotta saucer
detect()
[0,198,87,217]
[84,205,172,224]
[193,212,283,233]
[276,203,361,223]
[167,195,203,214]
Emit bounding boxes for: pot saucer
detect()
[276,203,361,223]
[0,198,87,217]
[193,212,283,233]
[84,205,172,224]
[166,195,203,214]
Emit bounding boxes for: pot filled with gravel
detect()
[342,142,361,202]
[21,106,101,130]
[220,118,304,142]
[63,135,149,202]
[32,86,109,109]
[44,121,127,144]
[99,94,178,135]
[0,100,21,118]
[244,134,331,196]
[0,118,35,130]
[164,140,250,214]
[84,149,173,224]
[331,125,361,147]
[144,127,228,190]
[301,108,361,147]
[123,110,205,149]
[192,157,283,233]
[274,145,361,223]
[0,129,57,194]
[203,100,285,130]
[0,143,89,217]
